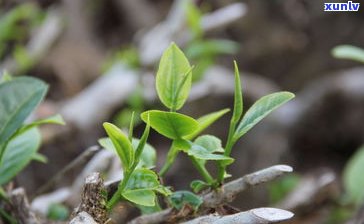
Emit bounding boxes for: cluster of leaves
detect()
[100,43,294,212]
[0,73,64,222]
[107,1,238,129]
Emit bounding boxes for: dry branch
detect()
[128,165,293,224]
[182,207,294,224]
[72,173,108,224]
[9,188,40,224]
[36,146,101,196]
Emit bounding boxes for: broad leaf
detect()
[185,108,230,140]
[0,128,41,185]
[332,45,364,63]
[156,43,192,110]
[98,138,156,169]
[0,77,47,145]
[233,92,295,141]
[343,146,364,205]
[141,110,198,139]
[194,135,224,153]
[103,123,134,170]
[169,191,203,210]
[188,144,233,164]
[122,189,156,207]
[125,168,159,190]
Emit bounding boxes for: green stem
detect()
[107,172,129,210]
[217,121,237,183]
[159,144,179,176]
[190,157,214,184]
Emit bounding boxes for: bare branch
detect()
[72,173,108,224]
[35,146,101,196]
[202,165,293,208]
[182,208,294,224]
[9,188,40,224]
[128,165,293,224]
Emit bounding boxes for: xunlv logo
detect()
[324,1,360,11]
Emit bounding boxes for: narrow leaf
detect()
[233,92,294,142]
[134,120,150,166]
[156,43,192,110]
[128,111,135,141]
[141,110,198,140]
[332,45,364,63]
[103,122,134,170]
[18,114,65,134]
[31,153,48,163]
[232,61,243,123]
[185,108,230,140]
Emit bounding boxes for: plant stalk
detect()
[190,156,214,184]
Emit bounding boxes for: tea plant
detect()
[0,73,64,222]
[99,42,295,214]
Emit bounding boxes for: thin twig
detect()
[35,146,101,196]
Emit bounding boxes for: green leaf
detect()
[47,204,69,221]
[185,108,230,140]
[0,71,12,83]
[0,128,41,185]
[231,61,243,124]
[194,135,224,153]
[31,153,48,163]
[136,202,161,215]
[0,77,47,146]
[122,189,156,207]
[332,45,364,64]
[343,146,364,205]
[125,168,159,190]
[103,122,134,170]
[131,139,156,169]
[133,118,150,167]
[188,143,234,164]
[98,137,156,169]
[19,114,65,134]
[233,92,295,142]
[184,0,202,38]
[141,110,198,139]
[190,180,209,193]
[169,191,203,210]
[156,43,192,111]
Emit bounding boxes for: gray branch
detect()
[128,165,293,224]
[9,188,40,224]
[183,208,294,224]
